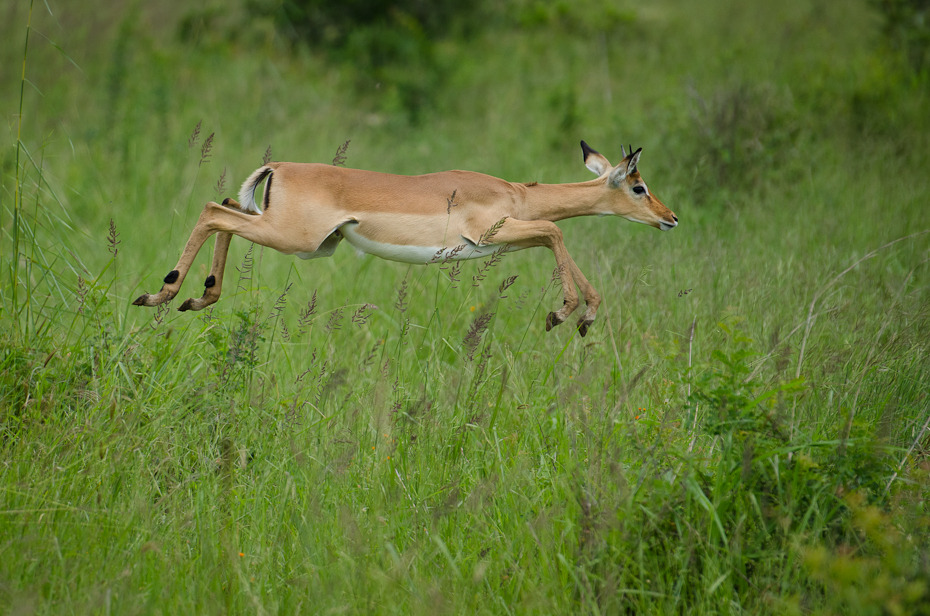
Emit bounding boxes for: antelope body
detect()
[134,141,677,336]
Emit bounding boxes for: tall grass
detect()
[1,0,929,613]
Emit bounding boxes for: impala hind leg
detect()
[132,223,213,308]
[133,199,254,309]
[178,231,232,311]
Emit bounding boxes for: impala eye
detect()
[632,185,647,195]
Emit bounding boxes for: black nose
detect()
[673,215,679,223]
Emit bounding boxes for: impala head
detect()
[581,140,678,231]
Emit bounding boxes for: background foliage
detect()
[1,0,929,614]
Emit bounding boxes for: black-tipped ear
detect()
[581,140,597,160]
[581,141,612,176]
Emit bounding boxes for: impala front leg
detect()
[560,258,600,336]
[550,255,602,335]
[490,219,599,334]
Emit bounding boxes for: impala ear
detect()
[581,140,612,176]
[608,163,628,186]
[627,147,643,174]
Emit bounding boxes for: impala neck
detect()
[517,179,613,222]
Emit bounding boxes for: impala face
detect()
[582,140,678,231]
[620,173,678,231]
[134,139,677,337]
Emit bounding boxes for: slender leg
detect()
[132,220,214,307]
[178,231,233,311]
[489,219,600,335]
[563,259,601,336]
[133,200,258,308]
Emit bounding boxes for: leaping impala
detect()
[134,141,677,336]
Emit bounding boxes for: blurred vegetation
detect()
[1,0,929,613]
[874,0,930,76]
[260,0,486,44]
[244,0,488,122]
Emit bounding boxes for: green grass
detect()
[2,0,929,614]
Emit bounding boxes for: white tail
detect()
[237,166,273,215]
[134,141,677,336]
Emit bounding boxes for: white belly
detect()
[339,223,513,264]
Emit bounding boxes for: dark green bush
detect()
[685,82,802,204]
[246,0,490,121]
[873,0,930,77]
[265,0,484,46]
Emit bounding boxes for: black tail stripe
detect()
[263,171,273,212]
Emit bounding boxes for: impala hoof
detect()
[178,299,195,312]
[546,311,563,331]
[577,319,593,337]
[133,293,168,307]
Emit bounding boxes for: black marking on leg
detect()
[164,270,180,284]
[204,275,216,288]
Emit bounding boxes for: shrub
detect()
[873,0,930,77]
[249,0,488,121]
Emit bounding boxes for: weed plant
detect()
[1,0,929,614]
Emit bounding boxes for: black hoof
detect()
[577,320,593,337]
[132,294,148,306]
[546,311,563,331]
[178,299,194,312]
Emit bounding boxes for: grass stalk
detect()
[9,0,35,327]
[884,409,930,496]
[796,230,930,379]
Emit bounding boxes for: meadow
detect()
[1,0,929,613]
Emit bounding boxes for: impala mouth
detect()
[624,214,679,230]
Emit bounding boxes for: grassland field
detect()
[1,0,929,614]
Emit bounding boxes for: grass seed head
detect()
[188,120,202,149]
[199,132,214,166]
[106,218,120,257]
[332,140,351,166]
